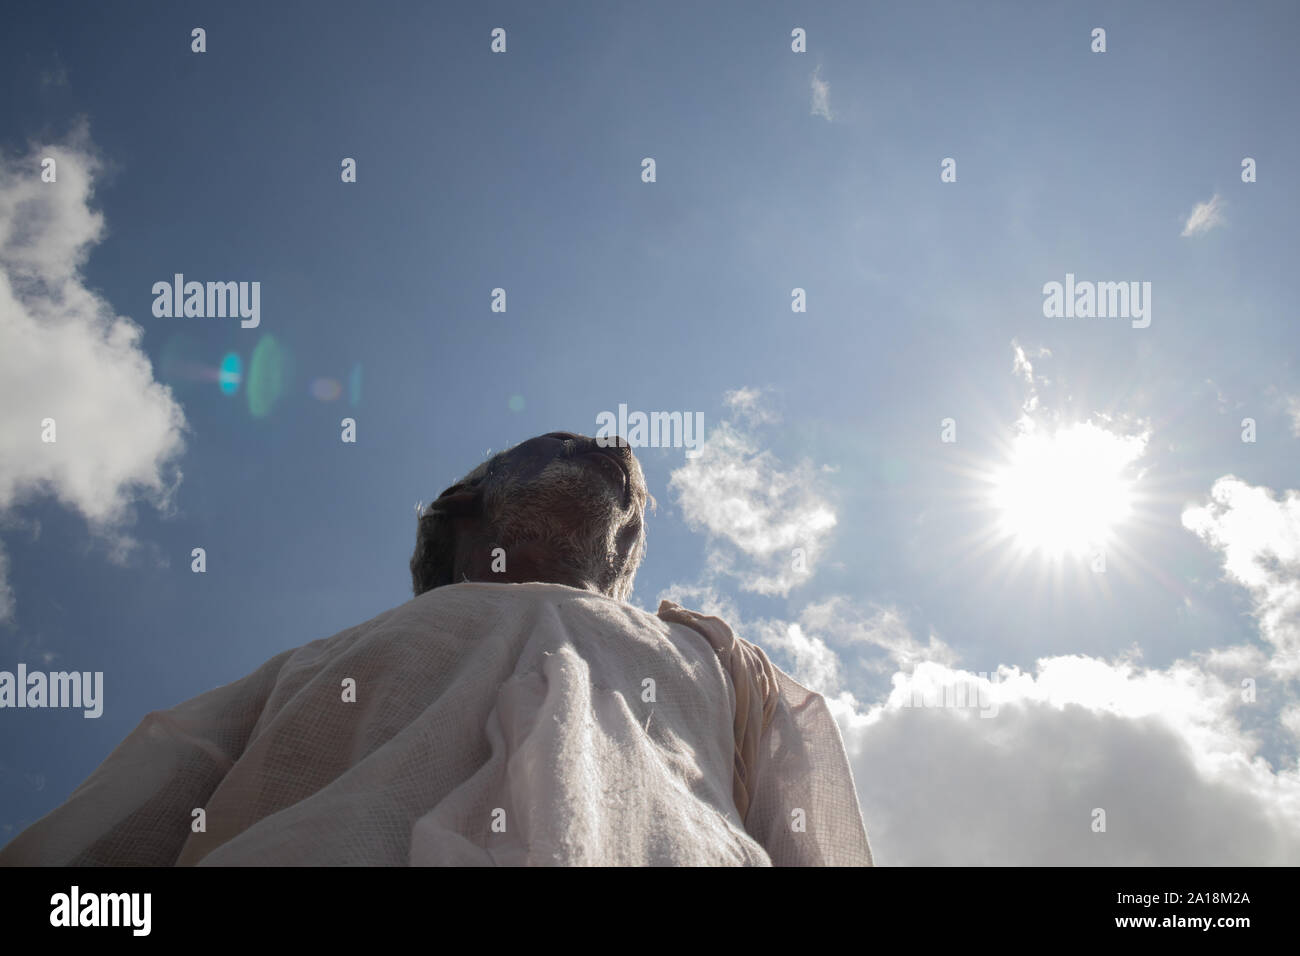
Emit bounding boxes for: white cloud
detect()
[1182,477,1300,677]
[810,66,833,121]
[0,120,187,622]
[668,407,836,597]
[1282,704,1300,746]
[1287,394,1300,437]
[807,629,1300,863]
[1181,193,1225,237]
[843,666,1300,864]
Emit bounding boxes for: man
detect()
[0,432,872,866]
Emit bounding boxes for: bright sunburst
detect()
[989,422,1145,559]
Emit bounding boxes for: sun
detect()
[989,422,1145,559]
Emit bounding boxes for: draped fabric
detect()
[0,582,872,866]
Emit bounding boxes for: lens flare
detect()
[219,352,242,395]
[247,335,288,418]
[310,377,342,401]
[158,333,212,384]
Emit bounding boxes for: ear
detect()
[427,486,482,518]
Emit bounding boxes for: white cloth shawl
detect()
[0,582,873,866]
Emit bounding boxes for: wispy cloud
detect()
[723,386,778,426]
[667,392,835,596]
[802,596,958,673]
[0,548,12,624]
[1287,394,1300,437]
[810,65,833,121]
[1010,338,1051,412]
[39,56,69,89]
[1181,193,1225,237]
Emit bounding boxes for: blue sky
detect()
[2,0,1298,863]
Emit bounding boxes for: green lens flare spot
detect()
[247,336,287,418]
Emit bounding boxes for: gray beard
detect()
[482,458,639,601]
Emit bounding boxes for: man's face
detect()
[446,432,649,600]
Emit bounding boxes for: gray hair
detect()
[410,447,647,601]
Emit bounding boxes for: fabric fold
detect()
[1,583,872,866]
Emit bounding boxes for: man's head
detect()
[410,432,650,602]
